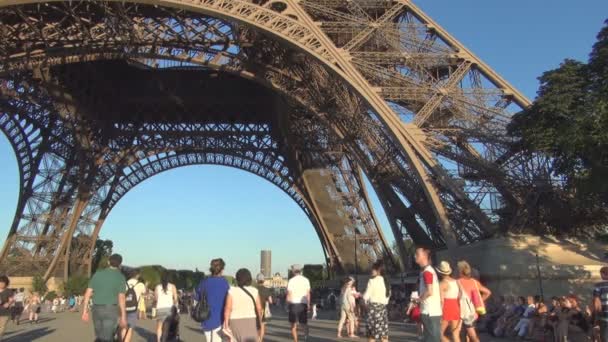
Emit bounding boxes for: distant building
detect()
[263,272,288,289]
[260,250,272,278]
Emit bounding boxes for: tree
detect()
[140,266,162,290]
[303,264,324,283]
[91,239,113,273]
[508,19,608,235]
[63,275,89,296]
[32,275,47,294]
[44,291,58,302]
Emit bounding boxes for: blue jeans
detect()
[421,314,441,342]
[92,305,119,342]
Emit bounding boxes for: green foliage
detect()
[63,275,89,296]
[303,264,325,283]
[140,266,162,290]
[32,275,47,294]
[224,275,236,286]
[91,239,113,273]
[508,19,608,235]
[44,290,58,302]
[135,266,205,290]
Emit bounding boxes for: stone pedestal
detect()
[5,276,64,295]
[436,235,607,302]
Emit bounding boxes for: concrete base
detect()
[6,276,64,295]
[436,235,607,302]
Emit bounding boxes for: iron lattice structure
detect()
[0,0,552,279]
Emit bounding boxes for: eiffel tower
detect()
[0,0,550,280]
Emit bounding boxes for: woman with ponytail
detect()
[363,261,391,342]
[154,273,177,342]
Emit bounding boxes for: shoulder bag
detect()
[191,280,210,322]
[457,280,476,325]
[240,286,261,330]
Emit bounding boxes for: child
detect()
[406,291,422,339]
[514,296,536,339]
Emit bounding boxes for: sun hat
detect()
[291,264,302,272]
[436,261,452,275]
[256,273,266,282]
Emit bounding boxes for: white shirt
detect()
[287,274,310,304]
[14,292,24,303]
[127,278,147,302]
[228,286,259,320]
[155,283,175,309]
[363,276,389,305]
[419,265,442,316]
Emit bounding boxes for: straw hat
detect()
[436,261,452,275]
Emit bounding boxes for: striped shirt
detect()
[593,281,608,321]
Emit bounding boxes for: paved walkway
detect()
[1,310,419,341]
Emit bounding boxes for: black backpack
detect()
[125,283,139,313]
[191,282,210,323]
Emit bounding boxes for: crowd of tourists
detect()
[405,247,608,342]
[0,249,605,342]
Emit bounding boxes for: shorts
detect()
[127,311,138,327]
[288,304,308,325]
[156,307,172,321]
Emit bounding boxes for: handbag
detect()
[472,279,486,315]
[191,283,210,323]
[264,301,272,319]
[457,280,476,325]
[240,286,261,330]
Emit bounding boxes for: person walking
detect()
[457,260,491,342]
[337,276,357,338]
[363,261,391,342]
[27,291,41,324]
[11,288,25,325]
[286,264,311,342]
[256,273,273,341]
[0,275,14,339]
[415,246,442,342]
[123,270,147,342]
[436,261,461,342]
[138,282,148,320]
[594,266,608,342]
[81,254,128,342]
[154,273,178,342]
[196,258,231,342]
[223,268,262,342]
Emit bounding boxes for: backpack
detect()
[191,281,210,323]
[125,283,139,313]
[457,280,476,325]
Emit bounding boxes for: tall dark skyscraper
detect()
[260,250,272,278]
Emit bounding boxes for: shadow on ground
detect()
[3,327,56,341]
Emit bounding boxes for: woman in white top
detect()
[363,261,390,342]
[337,276,358,338]
[223,268,263,342]
[154,274,178,342]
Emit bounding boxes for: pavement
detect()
[1,309,419,341]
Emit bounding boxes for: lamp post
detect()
[354,230,359,284]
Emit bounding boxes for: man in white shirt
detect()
[123,270,147,342]
[286,264,310,342]
[415,246,442,342]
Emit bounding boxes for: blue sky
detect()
[0,1,606,276]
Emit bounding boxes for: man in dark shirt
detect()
[0,275,14,339]
[593,266,608,342]
[82,254,127,342]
